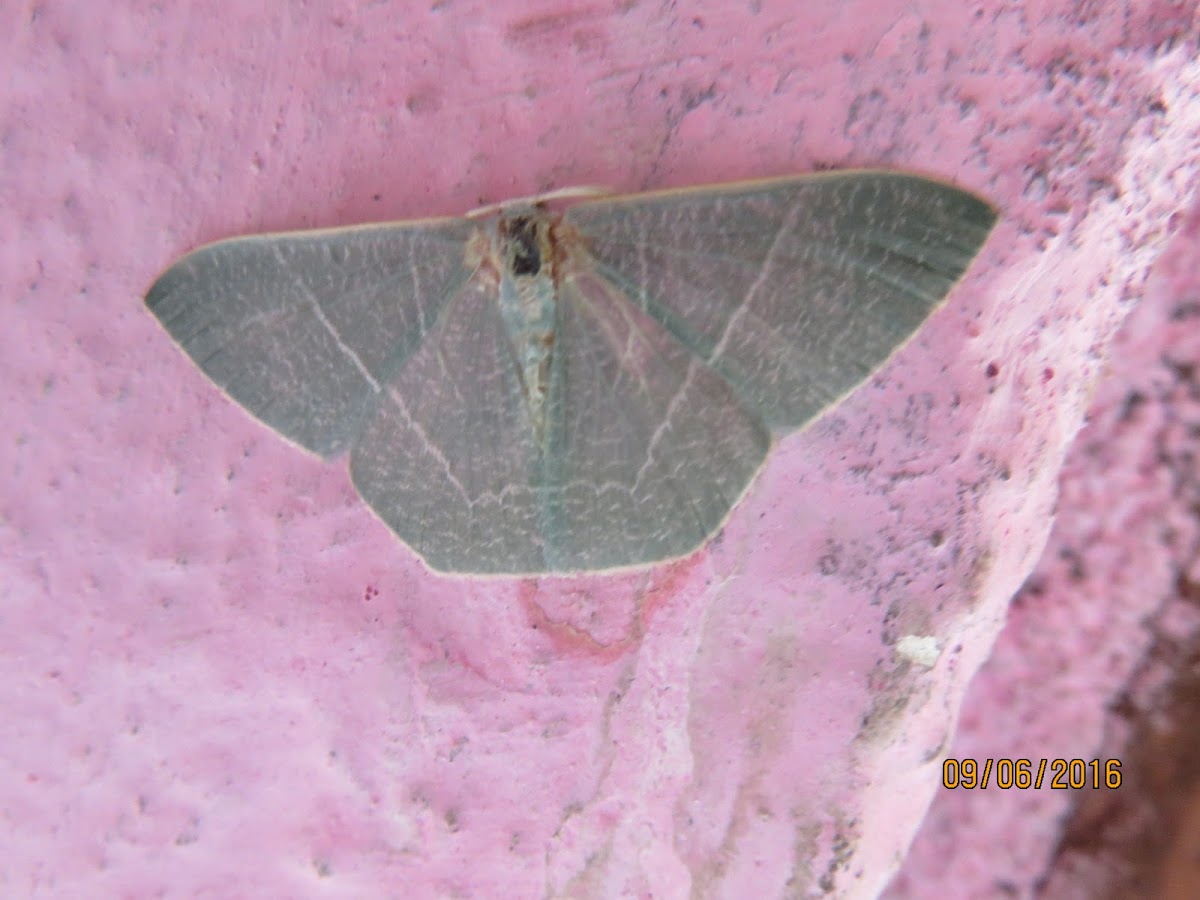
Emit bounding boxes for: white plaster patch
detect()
[896,635,942,668]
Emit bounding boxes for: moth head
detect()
[463,206,556,286]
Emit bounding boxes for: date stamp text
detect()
[942,758,1122,790]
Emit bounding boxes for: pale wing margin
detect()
[348,261,771,574]
[145,219,477,457]
[566,171,997,434]
[535,269,771,572]
[349,278,554,574]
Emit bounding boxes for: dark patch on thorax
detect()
[504,214,543,277]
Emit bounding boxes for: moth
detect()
[146,171,996,574]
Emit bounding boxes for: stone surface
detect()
[890,149,1200,899]
[2,1,1197,897]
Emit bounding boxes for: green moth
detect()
[146,171,996,575]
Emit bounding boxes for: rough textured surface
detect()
[890,165,1200,898]
[2,1,1197,897]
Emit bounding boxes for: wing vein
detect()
[705,201,801,366]
[632,355,698,495]
[292,276,383,394]
[384,385,472,506]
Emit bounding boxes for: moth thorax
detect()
[500,211,555,280]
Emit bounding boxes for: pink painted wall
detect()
[2,0,1197,896]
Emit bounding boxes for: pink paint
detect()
[2,1,1197,896]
